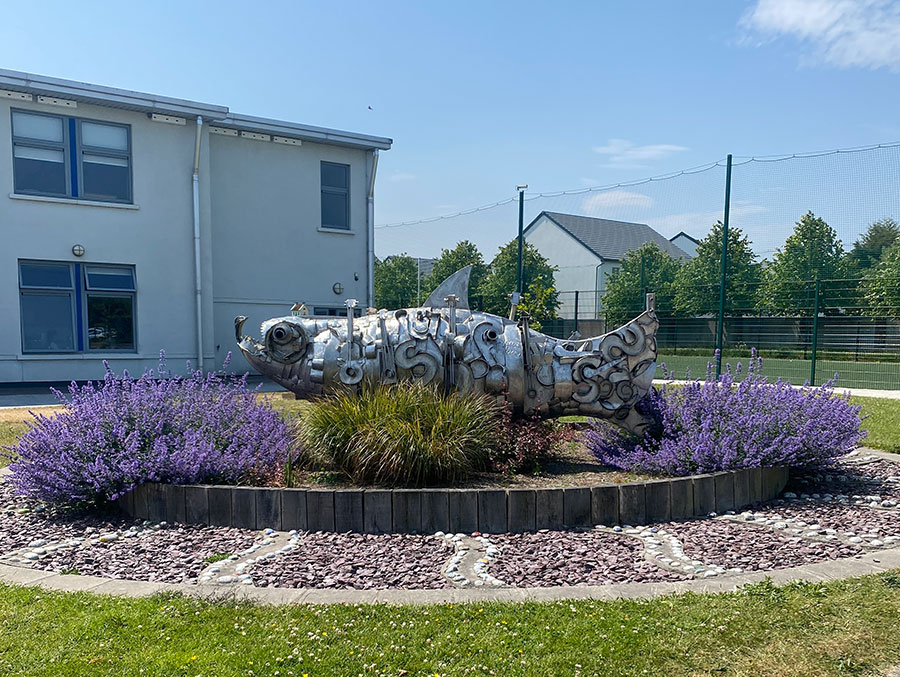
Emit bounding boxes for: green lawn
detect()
[660,353,900,390]
[854,396,900,453]
[1,576,900,676]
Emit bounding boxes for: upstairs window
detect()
[321,161,349,230]
[11,110,132,203]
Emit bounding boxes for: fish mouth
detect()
[235,316,267,360]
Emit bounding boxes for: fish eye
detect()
[270,323,295,345]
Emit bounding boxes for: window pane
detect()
[321,190,349,229]
[321,162,349,189]
[20,293,75,352]
[20,262,72,289]
[81,121,128,150]
[85,266,135,291]
[87,295,134,350]
[12,112,64,142]
[82,155,130,201]
[13,145,67,195]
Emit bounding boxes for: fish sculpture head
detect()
[235,314,318,395]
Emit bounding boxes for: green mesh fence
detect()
[375,142,900,391]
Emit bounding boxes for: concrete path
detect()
[654,380,900,400]
[1,546,897,606]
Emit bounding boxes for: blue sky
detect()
[3,0,899,260]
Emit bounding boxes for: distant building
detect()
[524,211,690,318]
[670,231,700,258]
[0,69,391,384]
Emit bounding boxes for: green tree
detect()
[757,212,853,315]
[374,254,418,308]
[424,240,488,302]
[477,240,559,322]
[860,244,900,315]
[601,242,681,325]
[674,222,761,316]
[849,217,900,272]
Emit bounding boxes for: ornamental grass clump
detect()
[4,352,291,506]
[298,383,502,486]
[584,351,865,476]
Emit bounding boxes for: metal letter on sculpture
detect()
[236,266,659,434]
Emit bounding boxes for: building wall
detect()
[0,97,375,382]
[671,234,699,257]
[0,97,202,382]
[208,134,372,371]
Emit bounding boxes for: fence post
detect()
[715,153,733,378]
[574,290,579,334]
[810,278,821,386]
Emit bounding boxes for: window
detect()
[321,161,349,230]
[19,261,136,353]
[11,110,132,203]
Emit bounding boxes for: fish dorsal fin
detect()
[423,265,472,310]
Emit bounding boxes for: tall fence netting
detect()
[375,143,900,390]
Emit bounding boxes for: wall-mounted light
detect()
[333,282,344,295]
[72,244,85,257]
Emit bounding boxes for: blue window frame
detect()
[11,110,133,203]
[19,260,137,353]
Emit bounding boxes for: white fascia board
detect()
[222,113,392,150]
[0,68,229,119]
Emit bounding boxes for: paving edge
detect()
[2,547,898,606]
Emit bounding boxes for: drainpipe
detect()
[192,116,204,372]
[367,150,379,308]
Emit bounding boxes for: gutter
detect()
[367,150,379,308]
[192,116,204,372]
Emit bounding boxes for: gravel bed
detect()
[488,529,688,587]
[2,479,259,583]
[664,519,862,572]
[248,532,456,589]
[33,525,260,583]
[1,480,128,551]
[787,460,900,502]
[756,500,900,540]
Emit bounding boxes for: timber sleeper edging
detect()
[117,467,789,534]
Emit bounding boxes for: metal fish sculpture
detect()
[236,266,659,434]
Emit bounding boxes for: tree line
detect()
[374,239,559,323]
[602,213,900,325]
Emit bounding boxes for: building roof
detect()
[670,231,700,245]
[0,68,392,151]
[527,211,689,261]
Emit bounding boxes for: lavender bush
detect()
[584,351,866,476]
[3,352,291,505]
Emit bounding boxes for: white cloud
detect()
[388,172,416,182]
[581,190,654,214]
[741,0,900,71]
[645,204,767,238]
[592,139,688,169]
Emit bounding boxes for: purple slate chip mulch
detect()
[664,519,862,572]
[2,479,259,583]
[788,460,900,502]
[755,500,900,540]
[249,533,456,589]
[488,530,688,587]
[34,525,260,583]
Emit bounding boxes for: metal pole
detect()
[810,278,821,385]
[574,290,579,334]
[715,154,733,378]
[516,185,527,294]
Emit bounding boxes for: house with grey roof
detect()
[670,231,700,257]
[523,211,690,318]
[0,68,390,384]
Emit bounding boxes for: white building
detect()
[0,69,391,384]
[524,211,690,318]
[670,231,700,257]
